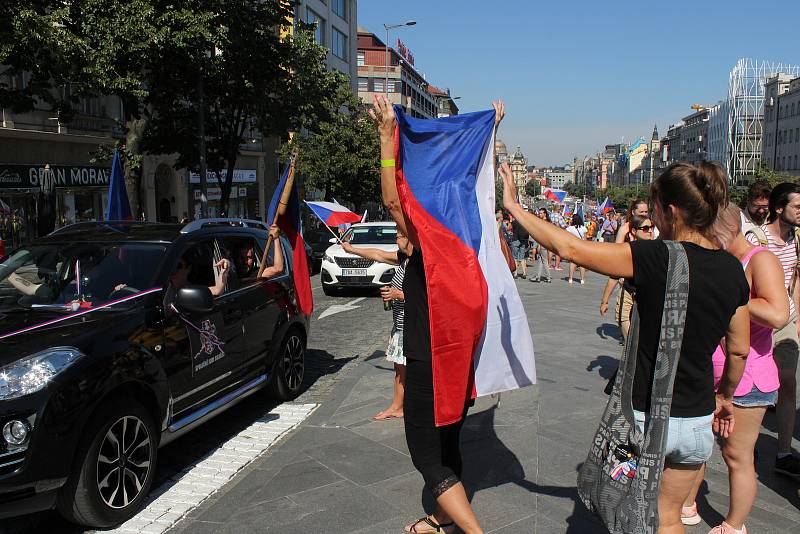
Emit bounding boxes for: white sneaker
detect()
[568,279,573,284]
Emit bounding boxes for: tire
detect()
[322,283,337,296]
[267,329,306,401]
[57,398,158,528]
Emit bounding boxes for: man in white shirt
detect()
[746,182,800,478]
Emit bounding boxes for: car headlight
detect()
[324,254,334,264]
[0,347,83,400]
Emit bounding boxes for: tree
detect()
[142,11,343,215]
[524,179,541,198]
[282,81,380,207]
[0,0,214,217]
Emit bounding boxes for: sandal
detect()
[404,516,455,533]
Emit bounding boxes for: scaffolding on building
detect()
[726,58,800,183]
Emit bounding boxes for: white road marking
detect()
[317,297,366,320]
[103,403,318,534]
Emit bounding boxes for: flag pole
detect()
[258,154,297,278]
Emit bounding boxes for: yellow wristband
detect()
[380,159,396,168]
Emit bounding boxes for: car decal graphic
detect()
[0,287,164,341]
[169,304,227,374]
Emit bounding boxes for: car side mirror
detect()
[176,285,214,313]
[329,238,338,244]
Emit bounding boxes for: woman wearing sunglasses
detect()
[599,213,655,341]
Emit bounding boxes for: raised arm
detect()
[369,96,411,243]
[500,163,633,279]
[341,241,399,265]
[747,250,790,329]
[260,225,285,279]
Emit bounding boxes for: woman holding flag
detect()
[370,94,490,534]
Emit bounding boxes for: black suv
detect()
[0,219,309,527]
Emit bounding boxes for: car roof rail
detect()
[180,218,268,234]
[48,220,144,235]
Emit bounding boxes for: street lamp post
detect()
[383,20,416,97]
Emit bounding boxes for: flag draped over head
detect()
[267,160,313,317]
[597,197,614,215]
[543,188,567,204]
[394,105,536,427]
[105,150,132,221]
[305,201,363,227]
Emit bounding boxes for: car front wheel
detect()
[267,329,306,401]
[57,398,158,528]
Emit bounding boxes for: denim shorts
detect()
[733,385,778,408]
[510,240,528,261]
[633,410,714,465]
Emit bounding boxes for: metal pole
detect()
[384,27,390,97]
[197,74,208,218]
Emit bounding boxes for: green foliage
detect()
[282,81,380,208]
[731,165,797,207]
[1,1,343,214]
[524,179,540,198]
[495,179,504,212]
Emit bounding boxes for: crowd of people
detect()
[364,94,799,534]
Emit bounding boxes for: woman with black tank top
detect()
[501,159,750,534]
[370,95,493,534]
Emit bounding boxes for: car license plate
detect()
[341,269,367,276]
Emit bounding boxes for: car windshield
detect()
[344,226,397,245]
[0,243,166,311]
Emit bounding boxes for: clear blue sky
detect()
[358,0,799,166]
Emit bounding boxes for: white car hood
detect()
[326,243,398,258]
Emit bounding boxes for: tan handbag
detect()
[499,227,516,273]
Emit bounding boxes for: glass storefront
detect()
[0,164,111,248]
[191,184,259,219]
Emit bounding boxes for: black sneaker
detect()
[775,454,800,479]
[529,277,540,283]
[542,278,551,283]
[519,274,526,279]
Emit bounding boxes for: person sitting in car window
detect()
[237,225,284,280]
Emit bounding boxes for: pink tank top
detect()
[712,246,779,396]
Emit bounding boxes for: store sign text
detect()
[0,165,111,189]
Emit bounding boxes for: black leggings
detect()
[404,358,468,498]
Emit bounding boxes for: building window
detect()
[357,77,368,92]
[332,28,347,60]
[357,51,365,66]
[332,0,346,20]
[306,8,325,45]
[373,79,385,93]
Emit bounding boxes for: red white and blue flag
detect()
[394,106,536,426]
[597,197,614,215]
[543,187,567,204]
[267,160,313,317]
[305,200,363,227]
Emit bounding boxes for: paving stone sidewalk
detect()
[168,273,800,533]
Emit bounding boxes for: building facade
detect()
[356,29,438,119]
[508,146,528,199]
[428,85,460,117]
[762,74,800,176]
[725,58,800,183]
[296,0,358,91]
[707,101,729,168]
[679,108,710,167]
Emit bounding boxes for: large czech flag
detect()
[394,106,536,426]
